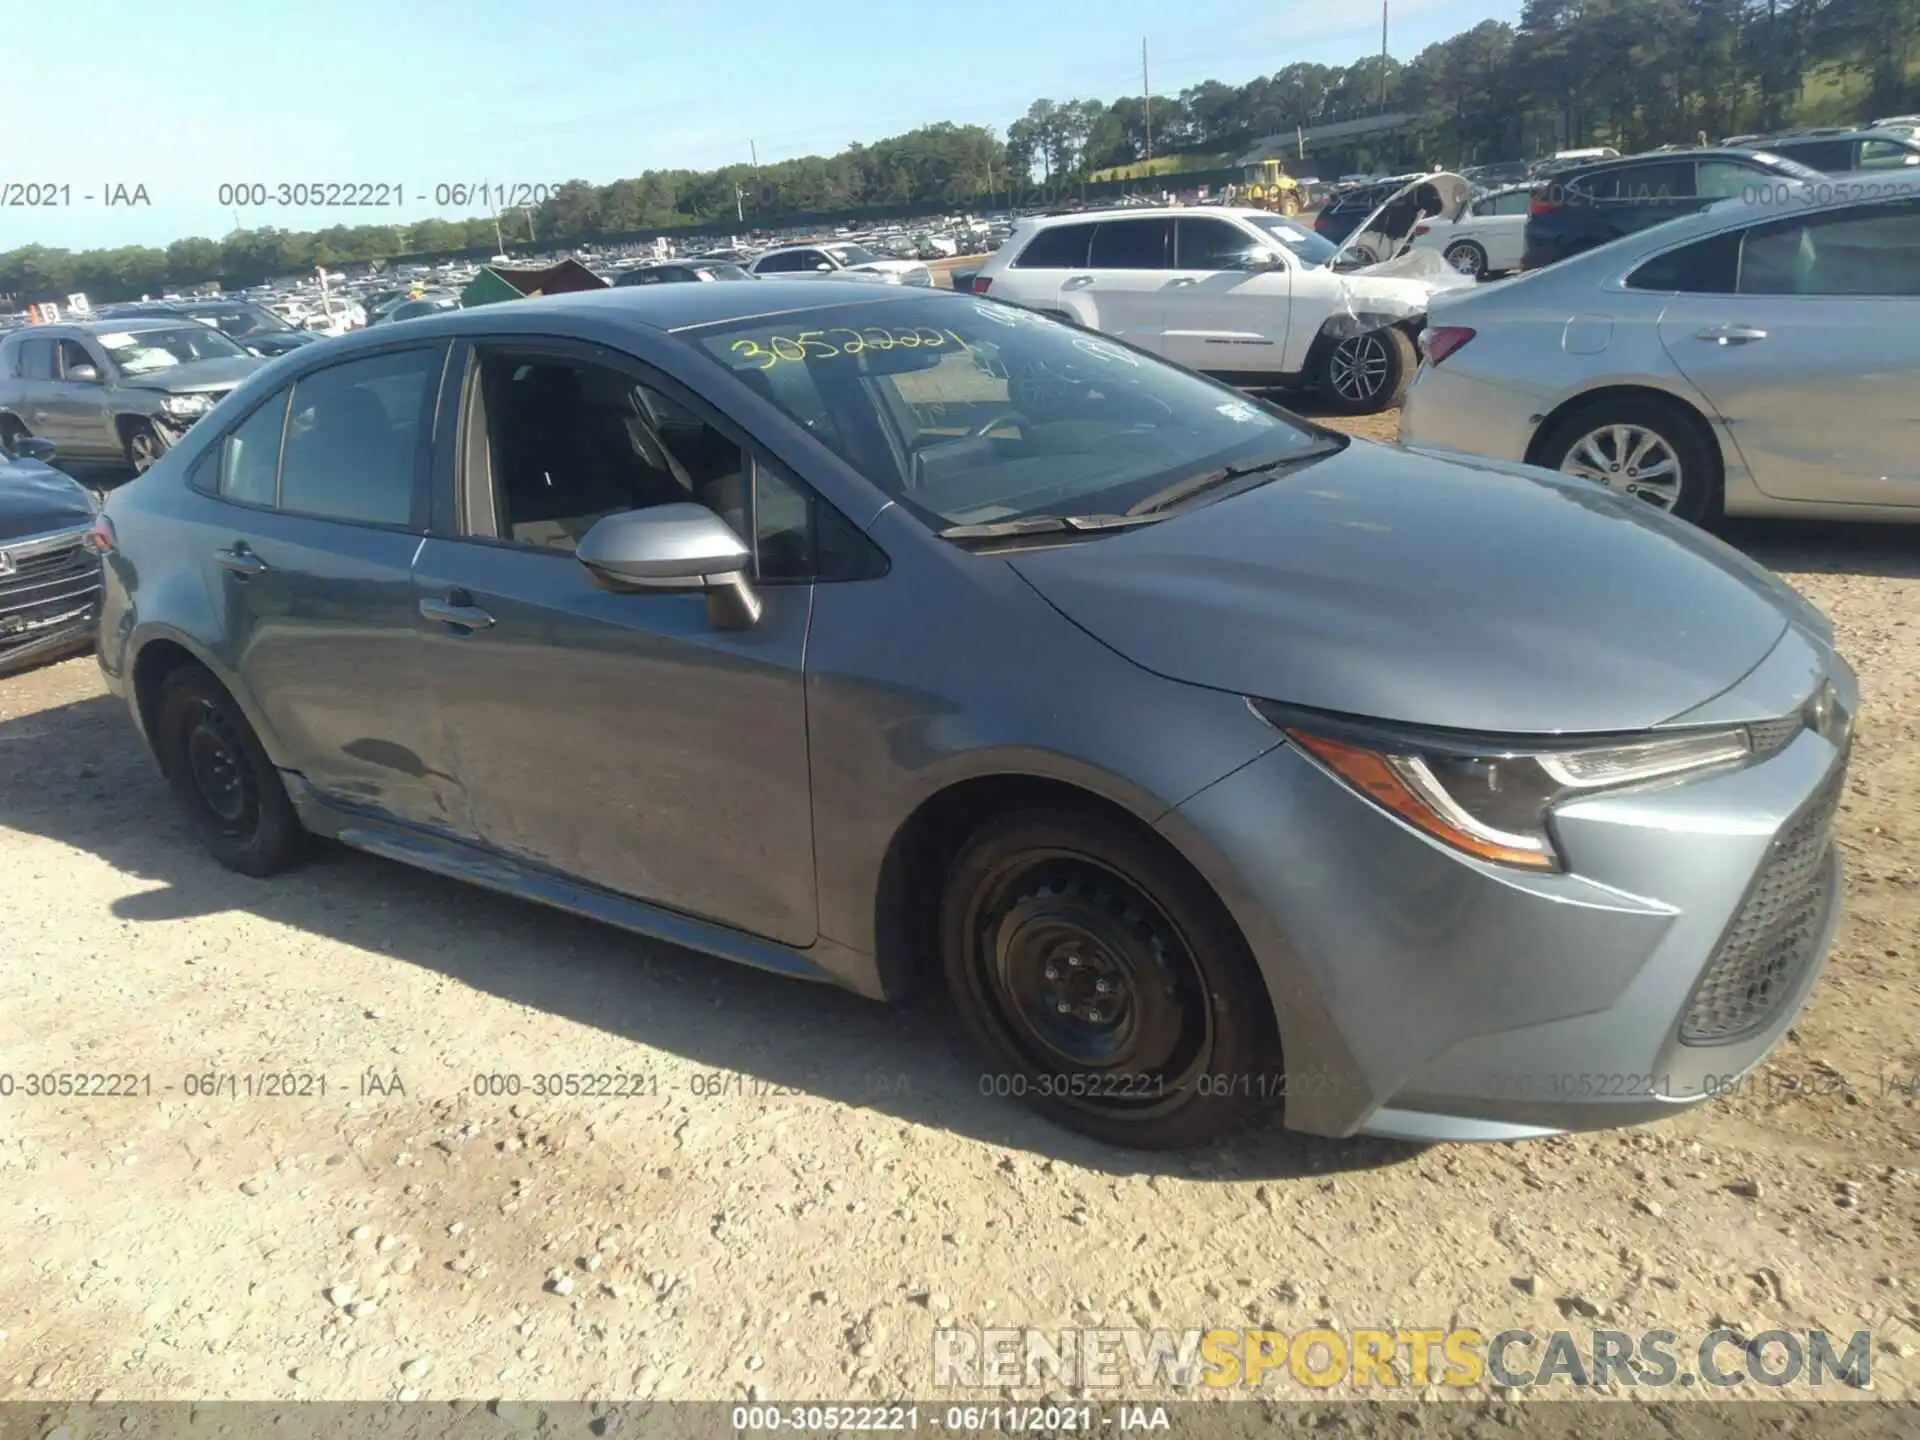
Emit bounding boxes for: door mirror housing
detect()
[813,262,834,272]
[1237,250,1285,270]
[576,503,761,629]
[65,363,101,383]
[9,435,57,463]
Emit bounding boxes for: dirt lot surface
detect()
[2,416,1916,1415]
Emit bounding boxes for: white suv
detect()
[749,241,933,287]
[967,205,1469,413]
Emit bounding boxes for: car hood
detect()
[0,459,94,539]
[1329,171,1474,269]
[115,355,262,393]
[1009,443,1800,736]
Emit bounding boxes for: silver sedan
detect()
[1399,178,1920,525]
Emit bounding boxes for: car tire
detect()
[1313,325,1416,415]
[1443,240,1488,278]
[123,419,168,475]
[939,807,1281,1149]
[1534,394,1723,526]
[153,665,311,877]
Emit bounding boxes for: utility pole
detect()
[1142,37,1153,160]
[1380,0,1389,110]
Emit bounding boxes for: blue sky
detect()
[0,0,1521,251]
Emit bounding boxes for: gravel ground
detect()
[1,421,1916,1414]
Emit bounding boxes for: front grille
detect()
[0,535,101,653]
[1679,763,1845,1045]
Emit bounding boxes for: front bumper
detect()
[1165,638,1855,1142]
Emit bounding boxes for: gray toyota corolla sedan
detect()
[95,280,1854,1149]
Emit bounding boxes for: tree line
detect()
[3,0,1913,303]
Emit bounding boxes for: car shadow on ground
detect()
[1721,519,1920,581]
[0,688,1422,1182]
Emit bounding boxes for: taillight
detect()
[1420,325,1476,367]
[83,514,116,555]
[970,275,993,294]
[1528,185,1560,216]
[1412,223,1431,238]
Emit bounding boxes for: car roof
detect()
[269,280,951,354]
[1022,205,1288,226]
[1559,146,1780,174]
[4,316,190,339]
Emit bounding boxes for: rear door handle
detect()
[420,596,496,630]
[1696,324,1768,346]
[214,544,267,577]
[1167,276,1197,287]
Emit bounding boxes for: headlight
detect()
[1271,710,1754,871]
[160,393,215,418]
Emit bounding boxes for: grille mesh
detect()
[1747,713,1804,756]
[1679,764,1844,1045]
[0,538,100,654]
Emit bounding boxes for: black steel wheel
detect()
[941,809,1280,1148]
[154,664,311,876]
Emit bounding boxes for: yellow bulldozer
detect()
[1237,158,1303,216]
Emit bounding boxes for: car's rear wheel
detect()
[123,420,167,474]
[940,808,1279,1149]
[154,665,311,876]
[1443,240,1488,278]
[1314,326,1416,415]
[1535,395,1722,526]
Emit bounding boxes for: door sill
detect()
[283,776,846,990]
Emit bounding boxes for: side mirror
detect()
[1237,251,1284,270]
[66,363,101,383]
[576,503,761,629]
[10,435,57,463]
[813,262,833,272]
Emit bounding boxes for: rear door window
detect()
[278,347,442,526]
[17,339,55,380]
[1089,218,1170,269]
[1012,223,1095,269]
[1600,161,1695,200]
[1767,139,1853,173]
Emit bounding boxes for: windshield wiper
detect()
[937,512,1166,546]
[1126,443,1343,516]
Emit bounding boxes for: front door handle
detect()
[1167,276,1197,287]
[1696,324,1768,346]
[214,544,267,577]
[420,596,496,630]
[1062,275,1095,290]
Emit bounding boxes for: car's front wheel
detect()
[1313,326,1417,415]
[1535,395,1722,526]
[154,665,311,876]
[940,808,1280,1149]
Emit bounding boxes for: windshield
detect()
[184,304,291,338]
[684,294,1330,529]
[1241,213,1341,267]
[826,243,882,266]
[96,324,248,374]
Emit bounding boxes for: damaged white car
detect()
[968,180,1476,413]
